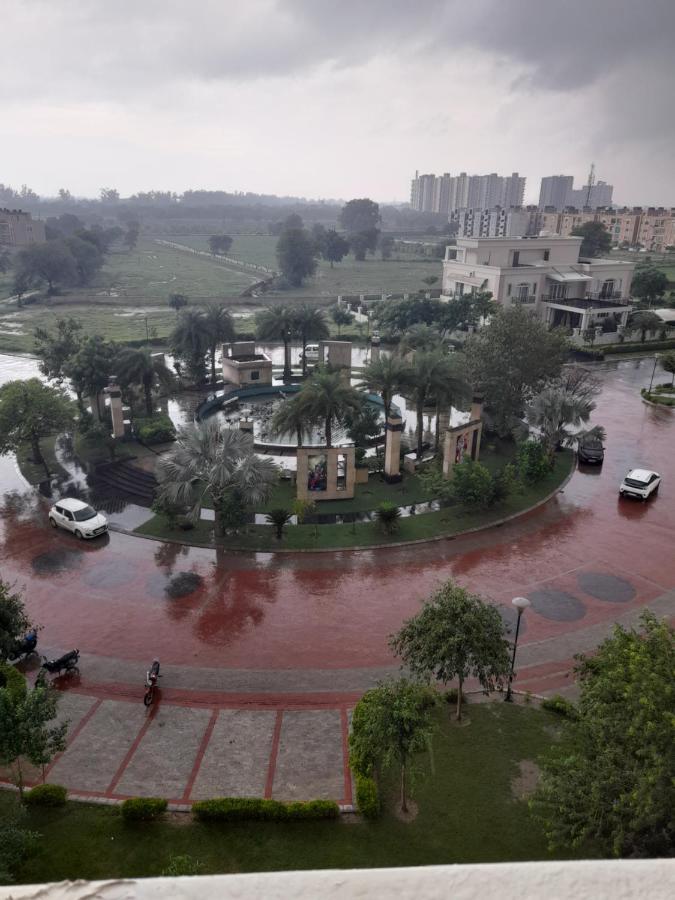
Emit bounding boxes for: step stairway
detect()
[92,460,158,506]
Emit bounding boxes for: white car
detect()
[49,498,108,539]
[618,469,661,501]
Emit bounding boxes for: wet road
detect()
[1,356,673,677]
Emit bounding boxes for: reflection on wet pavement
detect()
[0,355,672,674]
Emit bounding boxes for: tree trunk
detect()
[400,763,407,813]
[302,337,307,377]
[210,347,217,386]
[15,758,24,800]
[456,675,463,721]
[416,403,424,458]
[144,379,154,417]
[283,340,292,380]
[296,425,302,447]
[212,498,223,540]
[31,435,44,465]
[325,415,332,448]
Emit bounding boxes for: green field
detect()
[163,233,444,297]
[0,234,444,352]
[2,703,579,883]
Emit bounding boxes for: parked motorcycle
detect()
[40,649,80,676]
[144,658,161,706]
[9,629,38,663]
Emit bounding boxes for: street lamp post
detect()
[505,596,530,702]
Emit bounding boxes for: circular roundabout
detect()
[2,358,674,804]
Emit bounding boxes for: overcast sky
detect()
[2,0,674,205]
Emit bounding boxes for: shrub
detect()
[192,797,339,822]
[517,441,550,485]
[452,460,494,508]
[355,775,380,820]
[151,495,185,530]
[375,501,401,534]
[444,687,469,706]
[0,663,26,701]
[135,414,176,445]
[541,694,579,720]
[161,854,204,876]
[121,797,168,822]
[0,821,39,884]
[24,784,67,807]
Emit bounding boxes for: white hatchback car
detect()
[618,469,661,501]
[49,498,108,539]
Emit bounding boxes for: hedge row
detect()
[121,797,168,821]
[192,797,339,822]
[603,338,675,354]
[24,784,68,807]
[541,694,579,720]
[355,775,380,821]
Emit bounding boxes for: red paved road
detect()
[1,359,673,677]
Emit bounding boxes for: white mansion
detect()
[441,236,635,339]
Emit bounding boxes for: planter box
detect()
[355,466,369,484]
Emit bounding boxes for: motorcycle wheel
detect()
[143,688,153,707]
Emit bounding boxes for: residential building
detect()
[410,171,525,214]
[538,175,613,210]
[0,208,46,247]
[451,207,535,239]
[441,235,634,337]
[536,207,675,252]
[538,175,574,210]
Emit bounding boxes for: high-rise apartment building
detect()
[538,176,574,210]
[410,171,525,214]
[538,175,614,209]
[536,207,675,252]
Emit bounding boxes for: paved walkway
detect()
[1,357,674,802]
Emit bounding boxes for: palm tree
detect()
[170,309,210,383]
[202,304,235,386]
[156,421,279,539]
[526,385,599,463]
[266,508,292,540]
[401,351,466,459]
[255,306,297,381]
[116,346,174,416]
[296,367,362,448]
[357,353,408,420]
[271,394,319,446]
[431,353,471,450]
[399,324,443,355]
[294,305,329,376]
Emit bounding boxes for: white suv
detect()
[49,498,109,539]
[619,469,661,501]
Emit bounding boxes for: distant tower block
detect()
[104,378,125,439]
[384,412,403,483]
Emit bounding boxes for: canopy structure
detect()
[547,271,593,283]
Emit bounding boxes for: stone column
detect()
[239,417,254,434]
[370,333,381,363]
[470,394,484,422]
[104,379,125,438]
[384,413,403,483]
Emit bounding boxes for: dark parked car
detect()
[578,436,605,464]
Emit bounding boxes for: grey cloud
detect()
[3,0,674,98]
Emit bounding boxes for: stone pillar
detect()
[239,417,254,434]
[370,333,381,363]
[437,407,450,435]
[104,378,125,438]
[470,394,484,422]
[384,413,403,483]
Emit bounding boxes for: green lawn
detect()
[153,233,443,298]
[14,435,69,485]
[135,450,574,550]
[3,703,578,883]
